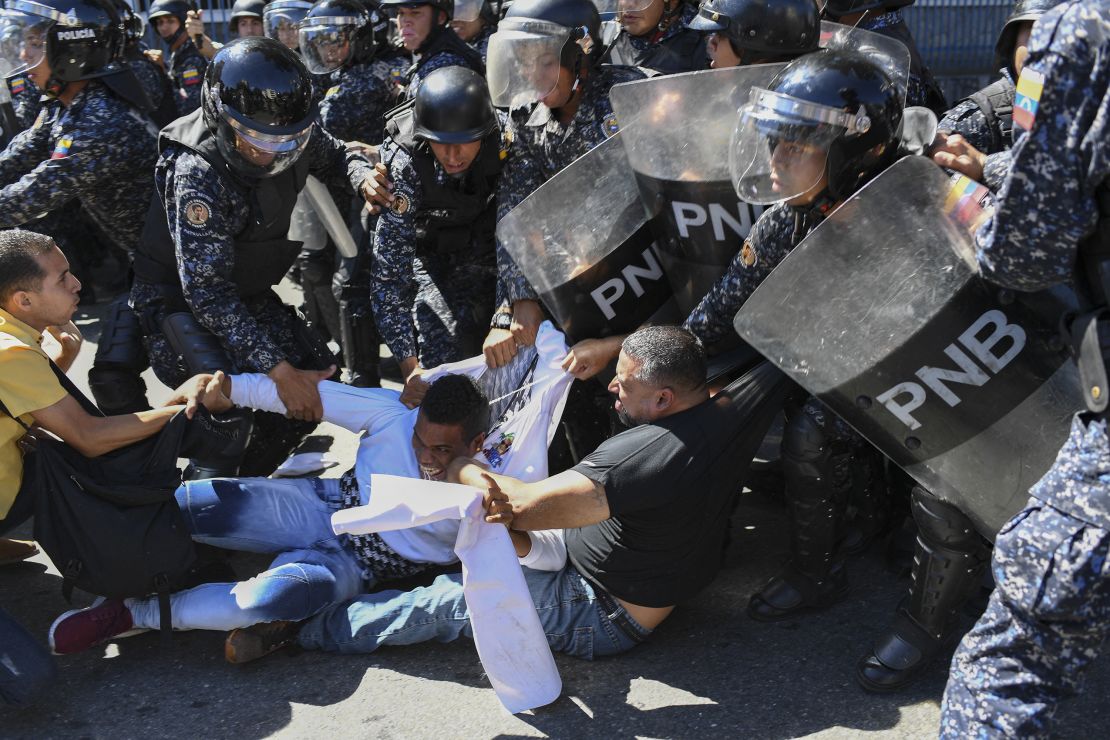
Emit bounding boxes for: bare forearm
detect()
[82,406,183,457]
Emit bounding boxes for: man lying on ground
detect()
[216,326,786,663]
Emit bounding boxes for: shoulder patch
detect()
[603,114,620,137]
[739,240,758,268]
[325,85,340,98]
[9,76,25,95]
[182,68,202,86]
[1012,67,1044,131]
[184,199,211,226]
[389,193,411,215]
[32,108,48,130]
[50,137,73,159]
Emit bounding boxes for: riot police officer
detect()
[372,66,501,405]
[689,0,818,68]
[265,0,314,51]
[129,37,379,477]
[934,0,1055,178]
[483,0,644,368]
[228,0,266,38]
[601,0,708,74]
[1,4,42,130]
[380,0,484,98]
[112,0,179,128]
[298,0,397,387]
[451,0,496,62]
[147,0,207,116]
[821,0,946,114]
[939,0,1110,735]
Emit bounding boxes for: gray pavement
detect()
[2,286,1106,738]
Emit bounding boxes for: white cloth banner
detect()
[331,474,562,714]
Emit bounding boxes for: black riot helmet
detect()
[147,0,196,44]
[227,0,266,36]
[379,0,454,20]
[7,0,123,93]
[413,65,496,143]
[264,0,313,49]
[689,0,819,61]
[730,48,903,205]
[109,0,143,53]
[355,0,393,49]
[994,0,1054,73]
[486,0,600,108]
[201,36,318,179]
[453,0,496,23]
[820,0,913,19]
[298,0,378,73]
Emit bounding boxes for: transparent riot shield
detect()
[609,64,784,316]
[732,156,1082,537]
[496,132,677,344]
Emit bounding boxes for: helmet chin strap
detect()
[789,188,838,242]
[43,74,67,98]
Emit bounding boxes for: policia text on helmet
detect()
[486,0,601,115]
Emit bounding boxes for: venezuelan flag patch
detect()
[9,76,25,95]
[1013,68,1044,131]
[182,67,201,86]
[944,174,992,233]
[51,137,73,159]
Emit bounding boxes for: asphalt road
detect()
[2,284,1106,739]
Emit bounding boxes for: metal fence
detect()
[903,0,1013,101]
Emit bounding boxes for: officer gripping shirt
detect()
[939,1,1110,736]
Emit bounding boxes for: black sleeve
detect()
[572,425,691,515]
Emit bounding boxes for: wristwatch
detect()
[491,311,513,330]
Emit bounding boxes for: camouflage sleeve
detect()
[937,100,997,155]
[0,119,49,189]
[682,205,792,345]
[319,71,393,145]
[305,124,374,197]
[974,3,1108,292]
[172,50,205,116]
[0,118,109,227]
[370,143,423,361]
[494,125,545,307]
[11,89,41,130]
[981,150,1012,192]
[168,152,287,373]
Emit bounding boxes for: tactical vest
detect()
[383,100,502,260]
[408,27,485,82]
[965,76,1015,154]
[605,28,706,75]
[132,109,311,300]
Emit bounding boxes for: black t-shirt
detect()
[566,366,783,607]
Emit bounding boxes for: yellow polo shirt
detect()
[0,308,66,519]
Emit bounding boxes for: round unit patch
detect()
[185,200,210,226]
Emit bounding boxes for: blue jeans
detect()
[128,477,366,632]
[297,564,652,660]
[0,606,56,706]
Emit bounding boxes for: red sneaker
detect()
[48,599,147,655]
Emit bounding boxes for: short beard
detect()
[615,407,641,428]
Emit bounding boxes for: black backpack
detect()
[0,362,197,635]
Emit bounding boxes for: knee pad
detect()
[93,296,148,369]
[161,312,234,375]
[782,409,833,480]
[339,306,379,373]
[911,489,982,551]
[87,367,149,415]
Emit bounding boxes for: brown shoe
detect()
[0,538,39,566]
[225,621,300,664]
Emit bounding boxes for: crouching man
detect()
[228,326,783,662]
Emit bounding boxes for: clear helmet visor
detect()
[729,87,865,205]
[298,20,358,74]
[453,0,483,23]
[590,0,655,18]
[486,19,569,110]
[0,10,51,76]
[265,3,312,49]
[215,99,314,178]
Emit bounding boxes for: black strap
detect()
[47,359,105,418]
[155,573,173,644]
[0,392,30,431]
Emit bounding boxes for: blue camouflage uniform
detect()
[371,50,411,92]
[495,64,645,308]
[167,39,207,116]
[0,81,157,253]
[6,74,41,130]
[939,1,1110,737]
[603,3,709,75]
[938,68,1015,157]
[858,10,947,113]
[369,113,504,368]
[403,28,484,99]
[320,63,396,145]
[129,56,169,113]
[466,24,494,63]
[132,125,373,386]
